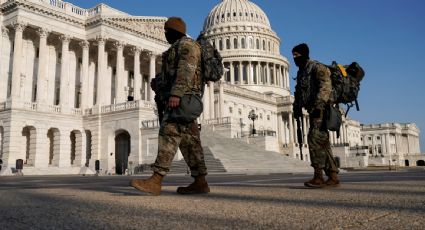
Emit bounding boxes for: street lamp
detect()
[248,109,258,135]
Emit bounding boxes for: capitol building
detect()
[0,0,423,175]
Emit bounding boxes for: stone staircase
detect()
[16,166,96,176]
[198,125,311,174]
[169,146,227,174]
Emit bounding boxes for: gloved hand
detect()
[311,108,323,119]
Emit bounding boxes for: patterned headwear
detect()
[164,17,186,35]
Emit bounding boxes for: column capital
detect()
[59,34,71,43]
[36,27,50,38]
[1,25,9,37]
[95,35,108,45]
[131,46,142,55]
[114,41,125,50]
[147,51,159,58]
[11,21,26,32]
[79,40,90,49]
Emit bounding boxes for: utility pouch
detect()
[168,94,203,123]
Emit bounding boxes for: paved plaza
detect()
[0,169,424,229]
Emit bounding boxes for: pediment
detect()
[103,16,167,43]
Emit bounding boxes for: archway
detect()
[85,130,92,167]
[22,126,36,166]
[47,128,60,166]
[70,130,82,166]
[115,130,131,175]
[417,160,425,166]
[405,159,409,167]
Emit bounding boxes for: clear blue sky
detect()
[67,0,425,152]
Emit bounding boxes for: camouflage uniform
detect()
[294,60,339,175]
[152,36,207,177]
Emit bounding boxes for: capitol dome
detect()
[202,0,290,97]
[203,0,271,30]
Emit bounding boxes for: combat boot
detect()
[325,171,340,187]
[177,174,210,194]
[304,168,326,188]
[130,173,163,195]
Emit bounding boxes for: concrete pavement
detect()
[0,169,424,229]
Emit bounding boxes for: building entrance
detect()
[115,132,130,175]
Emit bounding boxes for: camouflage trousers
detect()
[307,117,339,175]
[152,120,207,177]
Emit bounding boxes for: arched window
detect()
[249,38,254,49]
[262,40,266,50]
[226,39,230,49]
[256,39,260,49]
[241,38,246,49]
[234,38,238,49]
[219,39,223,51]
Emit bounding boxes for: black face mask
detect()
[165,30,184,44]
[294,56,308,68]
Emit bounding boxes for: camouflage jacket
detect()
[294,60,332,114]
[155,36,202,102]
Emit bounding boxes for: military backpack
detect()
[328,61,365,116]
[196,35,224,84]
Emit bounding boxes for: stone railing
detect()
[100,100,155,114]
[48,105,61,113]
[0,99,155,116]
[222,84,278,103]
[141,119,160,129]
[201,117,233,125]
[13,0,126,19]
[0,101,11,110]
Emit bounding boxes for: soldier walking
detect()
[130,17,209,195]
[292,43,340,188]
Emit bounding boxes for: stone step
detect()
[199,125,311,174]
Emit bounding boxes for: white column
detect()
[11,22,26,99]
[202,84,210,120]
[209,81,214,119]
[115,41,125,103]
[0,26,9,101]
[132,47,142,101]
[59,35,70,107]
[148,52,156,102]
[302,114,308,142]
[87,60,95,107]
[248,61,253,84]
[219,81,224,118]
[277,113,284,145]
[230,62,234,84]
[288,112,294,144]
[238,61,242,84]
[96,36,107,105]
[79,40,90,110]
[35,28,49,104]
[285,67,289,89]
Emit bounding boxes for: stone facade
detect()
[0,0,168,175]
[0,0,423,175]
